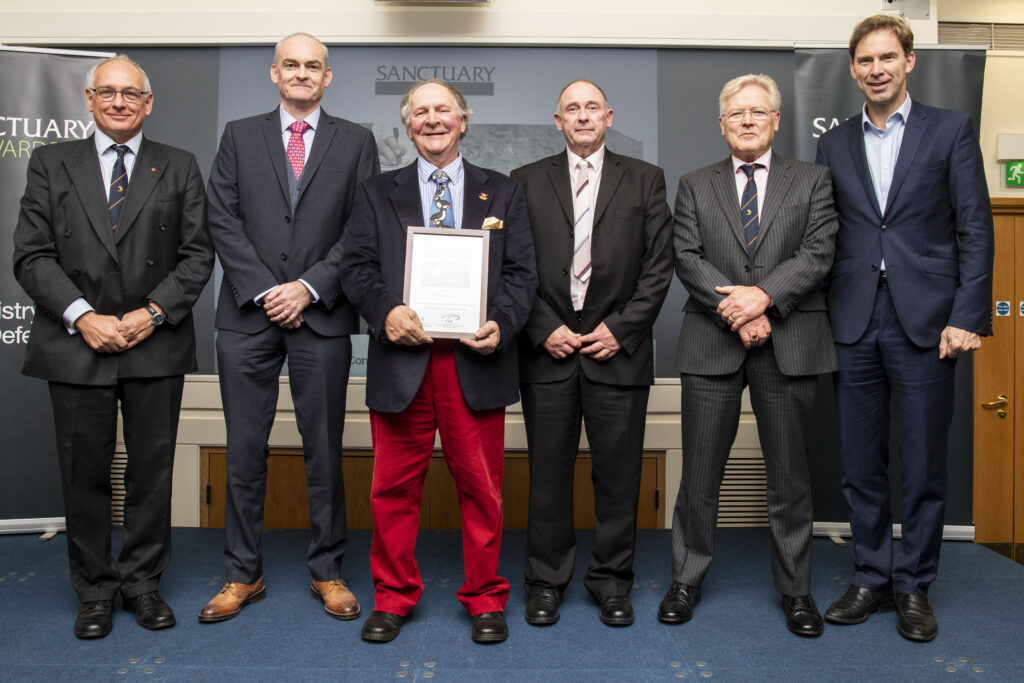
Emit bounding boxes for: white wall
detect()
[1,0,934,46]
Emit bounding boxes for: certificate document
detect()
[403,227,490,339]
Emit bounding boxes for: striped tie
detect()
[572,160,593,283]
[287,120,310,179]
[107,144,128,230]
[740,163,762,258]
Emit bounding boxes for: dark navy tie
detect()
[108,144,128,230]
[740,163,762,258]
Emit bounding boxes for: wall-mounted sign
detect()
[1006,161,1024,187]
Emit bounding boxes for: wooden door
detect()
[973,198,1024,563]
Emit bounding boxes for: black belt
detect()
[878,270,888,287]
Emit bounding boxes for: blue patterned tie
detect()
[430,169,454,228]
[740,163,762,258]
[108,144,128,230]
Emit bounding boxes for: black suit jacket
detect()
[340,160,538,413]
[14,136,214,385]
[207,108,379,336]
[511,149,673,387]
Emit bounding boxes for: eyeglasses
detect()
[89,87,149,104]
[723,108,775,124]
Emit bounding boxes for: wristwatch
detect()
[145,302,165,327]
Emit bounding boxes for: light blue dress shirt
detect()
[862,94,912,273]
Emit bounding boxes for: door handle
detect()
[981,395,1008,408]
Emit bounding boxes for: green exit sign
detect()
[1007,161,1024,187]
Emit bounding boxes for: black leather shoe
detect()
[824,585,895,625]
[658,582,701,624]
[361,610,405,642]
[525,588,561,625]
[471,611,508,643]
[74,600,113,639]
[598,595,634,626]
[895,593,938,642]
[123,591,176,630]
[783,594,824,637]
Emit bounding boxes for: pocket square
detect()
[481,217,504,230]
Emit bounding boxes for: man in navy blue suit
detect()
[815,14,993,642]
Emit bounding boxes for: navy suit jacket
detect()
[207,109,379,337]
[340,160,537,413]
[815,102,993,348]
[14,136,213,385]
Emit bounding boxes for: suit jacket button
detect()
[280,253,288,260]
[871,264,879,271]
[64,230,72,237]
[744,264,751,272]
[73,268,81,275]
[880,224,888,231]
[284,216,291,223]
[159,224,167,231]
[561,268,568,276]
[146,259,154,266]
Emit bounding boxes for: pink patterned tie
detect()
[287,120,310,178]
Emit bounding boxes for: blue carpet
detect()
[1,528,1022,681]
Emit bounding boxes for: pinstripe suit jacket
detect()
[672,153,839,377]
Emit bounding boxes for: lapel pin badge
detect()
[478,193,488,200]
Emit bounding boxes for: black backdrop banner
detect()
[0,47,108,530]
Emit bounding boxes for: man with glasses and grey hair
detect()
[13,54,214,639]
[660,73,838,636]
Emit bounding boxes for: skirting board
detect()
[0,518,65,536]
[0,518,977,542]
[813,522,975,542]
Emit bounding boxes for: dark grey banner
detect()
[0,48,107,526]
[792,46,987,162]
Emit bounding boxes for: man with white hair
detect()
[662,73,839,636]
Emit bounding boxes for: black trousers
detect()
[49,376,184,603]
[521,367,650,599]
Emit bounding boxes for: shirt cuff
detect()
[298,279,320,304]
[254,286,277,306]
[62,298,94,336]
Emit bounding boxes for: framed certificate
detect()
[403,226,490,339]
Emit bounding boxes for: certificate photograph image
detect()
[403,227,490,339]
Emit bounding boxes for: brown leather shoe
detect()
[311,578,360,620]
[198,578,266,623]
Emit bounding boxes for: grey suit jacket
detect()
[207,108,379,337]
[673,153,839,377]
[14,136,214,385]
[511,149,673,387]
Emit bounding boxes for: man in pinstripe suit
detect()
[660,74,838,637]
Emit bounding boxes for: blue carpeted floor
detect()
[1,527,1022,681]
